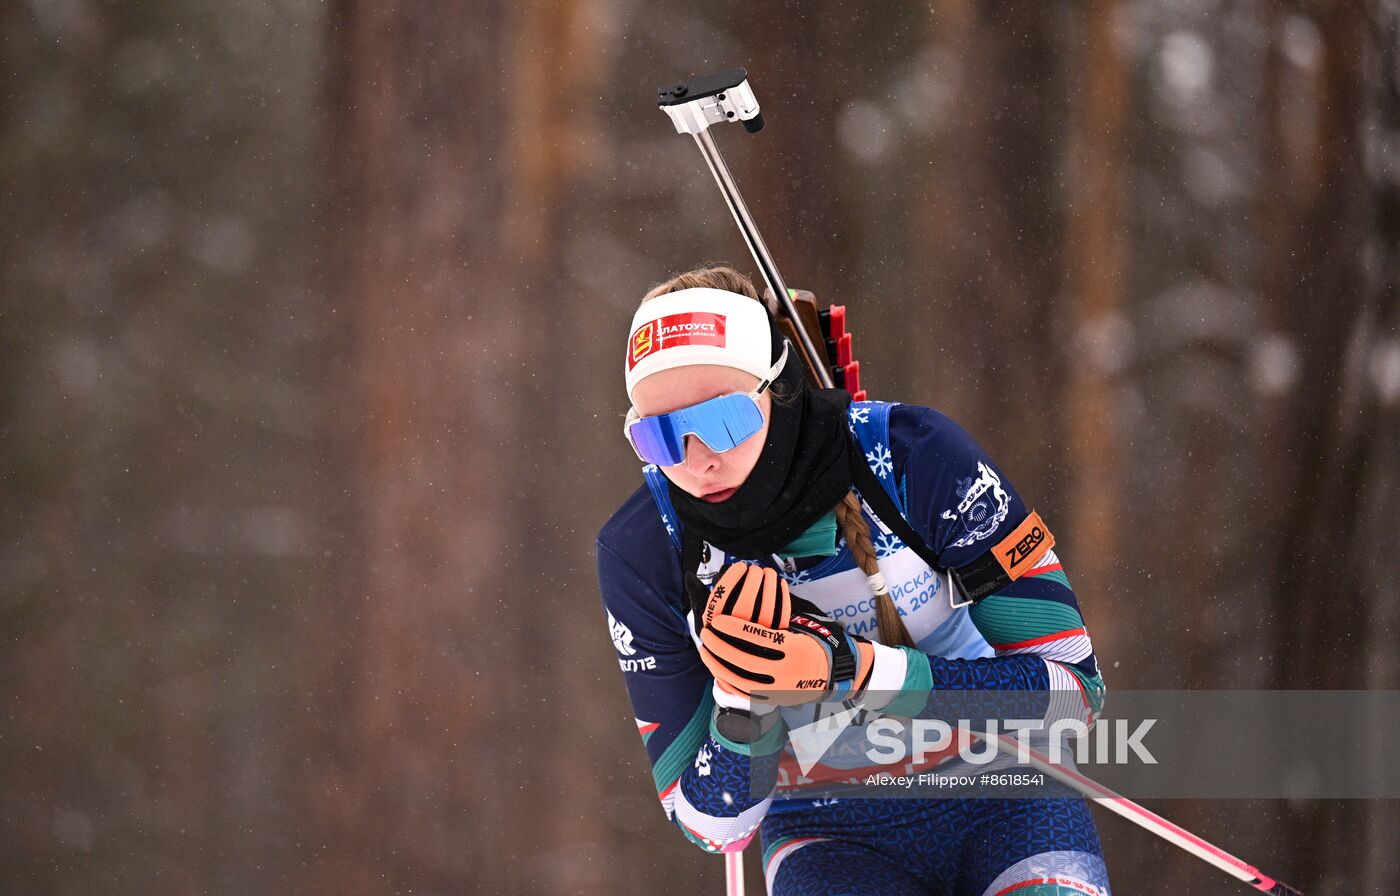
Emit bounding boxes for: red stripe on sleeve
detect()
[992,627,1087,650]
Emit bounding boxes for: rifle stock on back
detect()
[764,287,866,400]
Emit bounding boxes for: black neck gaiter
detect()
[667,357,853,559]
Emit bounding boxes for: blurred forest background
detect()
[3,0,1398,894]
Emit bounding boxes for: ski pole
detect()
[982,732,1305,895]
[725,849,745,896]
[658,69,834,390]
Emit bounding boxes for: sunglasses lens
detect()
[628,415,687,466]
[627,394,766,467]
[702,393,764,449]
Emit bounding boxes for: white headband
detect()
[624,288,774,401]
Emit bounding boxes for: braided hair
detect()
[834,491,918,648]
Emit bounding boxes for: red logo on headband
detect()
[628,313,726,369]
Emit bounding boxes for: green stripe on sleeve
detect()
[996,884,1099,895]
[969,594,1085,647]
[1031,568,1072,590]
[652,688,716,795]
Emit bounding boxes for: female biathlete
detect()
[596,266,1110,896]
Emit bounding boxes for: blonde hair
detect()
[643,264,762,304]
[644,265,918,650]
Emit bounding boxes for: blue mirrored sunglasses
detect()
[624,342,789,467]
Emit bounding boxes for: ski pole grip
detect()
[658,68,748,106]
[657,69,762,136]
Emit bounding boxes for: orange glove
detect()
[697,562,874,706]
[698,561,791,632]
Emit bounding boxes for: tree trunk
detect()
[303,2,527,892]
[1063,0,1127,650]
[1267,3,1391,893]
[914,1,1070,488]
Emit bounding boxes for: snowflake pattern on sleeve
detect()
[866,443,893,479]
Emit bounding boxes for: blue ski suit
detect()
[597,401,1111,896]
